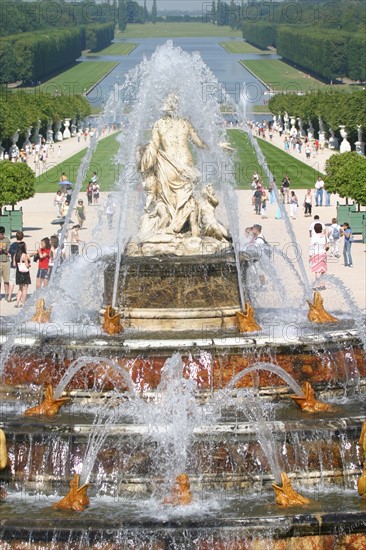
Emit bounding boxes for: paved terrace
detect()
[0,130,364,318]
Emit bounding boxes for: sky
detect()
[146,0,207,12]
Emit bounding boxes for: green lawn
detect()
[228,129,268,188]
[220,41,269,54]
[36,61,118,95]
[35,133,121,192]
[256,138,323,188]
[240,59,324,93]
[227,129,322,188]
[87,43,137,56]
[116,22,242,38]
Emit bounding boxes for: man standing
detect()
[0,227,11,300]
[314,176,325,206]
[8,231,24,302]
[281,175,291,204]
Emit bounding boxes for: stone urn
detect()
[307,119,315,140]
[318,117,326,145]
[46,121,54,144]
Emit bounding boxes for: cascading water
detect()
[0,40,365,549]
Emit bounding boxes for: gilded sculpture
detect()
[290,381,336,413]
[0,429,7,500]
[307,291,338,323]
[52,474,90,511]
[24,384,70,417]
[359,421,366,456]
[32,298,52,323]
[163,473,193,506]
[127,94,232,257]
[236,303,261,333]
[102,305,124,335]
[272,472,311,507]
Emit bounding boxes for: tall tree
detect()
[151,0,157,24]
[325,152,366,206]
[0,162,35,214]
[118,0,128,31]
[143,0,149,23]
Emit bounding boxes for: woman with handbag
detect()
[14,242,31,308]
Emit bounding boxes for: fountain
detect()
[0,43,365,547]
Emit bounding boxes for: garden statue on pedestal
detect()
[355,125,364,156]
[126,93,232,257]
[328,128,339,150]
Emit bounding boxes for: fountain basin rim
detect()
[0,328,360,350]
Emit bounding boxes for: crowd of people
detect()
[308,214,354,290]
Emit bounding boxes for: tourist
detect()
[60,200,70,218]
[75,200,86,227]
[261,188,269,219]
[57,145,62,158]
[303,189,312,217]
[289,191,299,219]
[8,231,24,302]
[48,235,64,279]
[86,181,93,206]
[327,218,342,258]
[14,242,31,308]
[309,215,324,237]
[53,190,64,217]
[70,225,81,255]
[92,180,100,205]
[105,194,116,229]
[253,185,263,215]
[281,175,291,204]
[309,222,329,290]
[314,176,325,206]
[0,226,11,300]
[342,222,353,267]
[59,172,67,183]
[65,185,73,204]
[305,144,311,160]
[33,238,51,289]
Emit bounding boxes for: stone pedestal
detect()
[339,126,351,153]
[54,121,63,141]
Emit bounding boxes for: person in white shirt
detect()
[309,223,328,290]
[314,176,325,206]
[309,215,325,237]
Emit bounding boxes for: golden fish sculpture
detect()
[290,381,336,413]
[24,385,70,417]
[272,472,311,507]
[52,474,90,511]
[236,303,261,333]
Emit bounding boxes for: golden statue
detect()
[24,385,70,417]
[357,462,366,499]
[236,303,261,333]
[52,474,90,511]
[0,429,7,500]
[307,291,338,323]
[272,472,311,507]
[32,298,52,323]
[290,381,336,413]
[359,421,366,456]
[102,305,123,335]
[163,473,193,506]
[139,93,206,238]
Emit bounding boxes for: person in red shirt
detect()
[34,238,51,289]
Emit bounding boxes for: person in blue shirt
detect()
[342,222,353,267]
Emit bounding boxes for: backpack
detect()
[332,226,340,240]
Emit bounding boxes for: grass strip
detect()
[220,41,269,54]
[35,133,121,193]
[228,129,323,188]
[37,61,118,95]
[115,22,241,38]
[87,43,137,56]
[240,59,324,93]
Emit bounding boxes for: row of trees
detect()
[268,89,366,144]
[208,0,366,33]
[0,90,91,145]
[0,0,116,37]
[118,0,157,30]
[242,22,365,82]
[0,23,115,85]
